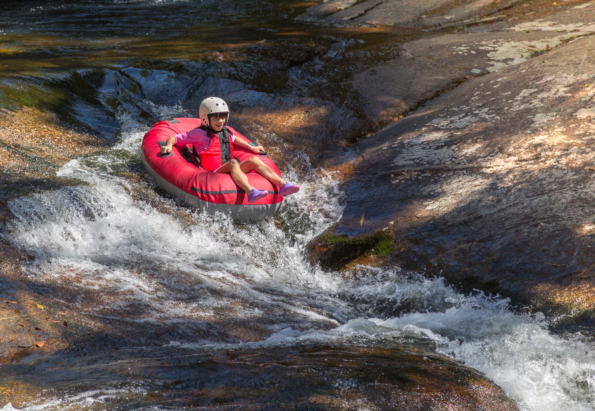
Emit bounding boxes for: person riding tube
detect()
[159,97,300,203]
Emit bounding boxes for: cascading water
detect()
[2,93,595,410]
[1,1,595,409]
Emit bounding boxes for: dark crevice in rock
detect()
[345,2,384,21]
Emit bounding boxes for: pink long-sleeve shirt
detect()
[174,128,236,155]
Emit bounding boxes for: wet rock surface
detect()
[0,238,79,364]
[1,345,519,410]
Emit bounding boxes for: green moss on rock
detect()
[306,229,394,271]
[373,237,395,257]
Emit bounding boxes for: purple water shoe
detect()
[248,188,269,203]
[278,182,300,197]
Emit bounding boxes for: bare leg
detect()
[240,157,286,187]
[215,159,253,192]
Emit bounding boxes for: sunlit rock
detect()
[353,5,595,128]
[333,34,595,324]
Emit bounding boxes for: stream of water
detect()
[2,1,595,410]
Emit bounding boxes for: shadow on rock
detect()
[313,34,595,328]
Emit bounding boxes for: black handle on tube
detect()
[157,140,173,158]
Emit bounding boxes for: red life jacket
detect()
[199,126,235,171]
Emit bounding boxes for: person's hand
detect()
[250,145,264,153]
[160,145,172,154]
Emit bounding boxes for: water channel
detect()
[1,1,595,410]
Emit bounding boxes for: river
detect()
[1,1,595,410]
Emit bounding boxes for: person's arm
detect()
[233,134,264,153]
[160,135,177,154]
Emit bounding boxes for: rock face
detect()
[351,5,595,128]
[1,345,519,410]
[298,0,595,325]
[298,0,512,27]
[352,30,592,127]
[301,0,453,26]
[329,33,595,322]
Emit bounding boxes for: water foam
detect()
[3,107,349,336]
[4,98,595,411]
[176,281,595,411]
[2,388,147,411]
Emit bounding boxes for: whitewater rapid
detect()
[3,105,595,411]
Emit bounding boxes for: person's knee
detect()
[248,156,264,165]
[230,159,240,168]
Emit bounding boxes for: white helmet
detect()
[199,97,229,127]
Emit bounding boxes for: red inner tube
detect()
[142,118,284,206]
